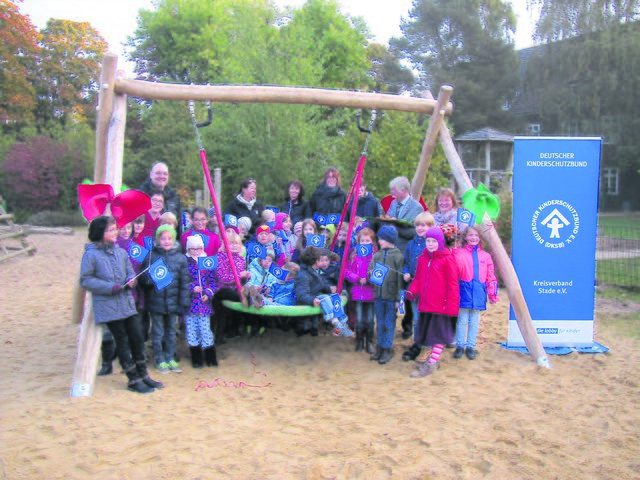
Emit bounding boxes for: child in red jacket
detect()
[406,226,460,377]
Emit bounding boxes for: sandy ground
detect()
[0,232,639,479]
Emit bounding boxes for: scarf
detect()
[236,193,256,211]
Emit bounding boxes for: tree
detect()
[366,42,415,94]
[34,19,107,128]
[390,0,521,135]
[0,0,39,126]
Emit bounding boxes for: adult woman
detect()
[308,167,347,216]
[433,188,460,226]
[279,179,311,226]
[79,216,163,394]
[223,178,265,232]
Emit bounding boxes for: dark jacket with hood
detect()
[141,245,191,315]
[308,184,347,216]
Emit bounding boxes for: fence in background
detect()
[596,226,640,290]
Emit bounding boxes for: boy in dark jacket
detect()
[141,225,191,373]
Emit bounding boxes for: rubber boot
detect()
[204,346,218,367]
[370,345,383,362]
[378,347,394,365]
[125,363,155,394]
[365,327,374,354]
[190,347,203,369]
[136,360,164,389]
[97,339,116,376]
[355,328,364,352]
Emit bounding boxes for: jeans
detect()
[355,301,374,331]
[456,308,481,348]
[106,314,146,369]
[375,299,397,348]
[150,313,177,365]
[410,299,421,343]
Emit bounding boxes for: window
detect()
[527,123,541,135]
[603,167,619,196]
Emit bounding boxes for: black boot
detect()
[365,327,374,354]
[190,347,204,369]
[97,339,116,376]
[402,343,421,362]
[136,360,164,389]
[370,345,382,361]
[355,329,364,352]
[204,346,218,367]
[125,363,155,394]
[378,347,394,365]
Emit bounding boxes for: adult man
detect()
[139,162,182,233]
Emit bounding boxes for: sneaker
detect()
[410,362,439,378]
[341,324,355,338]
[168,359,182,373]
[157,361,170,374]
[415,347,430,363]
[332,328,342,337]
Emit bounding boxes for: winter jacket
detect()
[321,263,340,287]
[245,236,286,267]
[346,192,383,219]
[403,235,427,277]
[180,228,222,256]
[345,252,375,302]
[141,246,191,315]
[214,251,247,291]
[387,196,424,253]
[80,242,137,324]
[406,248,460,316]
[223,196,265,231]
[116,237,144,308]
[138,178,182,235]
[279,198,311,226]
[368,247,404,302]
[246,257,278,289]
[308,183,347,216]
[267,280,297,306]
[186,257,215,315]
[454,244,498,310]
[295,264,333,306]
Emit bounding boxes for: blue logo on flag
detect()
[369,262,389,287]
[268,263,289,281]
[326,214,340,225]
[265,205,279,213]
[356,244,373,257]
[143,236,154,252]
[330,293,344,318]
[251,244,267,259]
[313,213,327,226]
[149,257,173,291]
[193,232,209,248]
[198,256,218,270]
[128,243,149,263]
[224,214,238,228]
[307,234,325,248]
[457,208,476,226]
[399,290,406,314]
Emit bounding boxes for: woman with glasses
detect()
[222,178,265,234]
[308,167,347,217]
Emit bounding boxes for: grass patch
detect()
[598,213,640,238]
[597,258,640,289]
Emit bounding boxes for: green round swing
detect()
[222,293,348,317]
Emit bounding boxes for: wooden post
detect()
[71,54,124,398]
[410,85,453,199]
[429,95,549,367]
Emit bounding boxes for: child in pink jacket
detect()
[345,227,377,354]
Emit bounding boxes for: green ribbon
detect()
[462,183,500,224]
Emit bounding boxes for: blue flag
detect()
[250,243,267,259]
[198,256,218,271]
[224,214,238,229]
[369,262,389,287]
[148,257,173,291]
[356,244,373,257]
[326,213,340,225]
[313,213,327,226]
[143,236,154,252]
[268,263,289,281]
[265,205,279,213]
[307,234,325,248]
[193,232,210,248]
[399,290,406,314]
[457,208,476,226]
[128,243,149,263]
[330,293,345,319]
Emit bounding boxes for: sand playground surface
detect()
[0,232,639,479]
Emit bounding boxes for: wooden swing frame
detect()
[70,53,548,398]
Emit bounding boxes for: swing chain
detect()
[360,109,377,157]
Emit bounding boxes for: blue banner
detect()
[330,293,345,319]
[508,137,601,347]
[143,236,154,252]
[268,263,289,281]
[128,242,149,263]
[148,257,173,291]
[369,262,389,287]
[313,213,327,226]
[326,213,340,225]
[307,234,325,248]
[356,244,373,257]
[249,244,267,259]
[457,208,476,227]
[198,256,218,271]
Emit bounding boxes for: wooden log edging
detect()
[114,78,454,116]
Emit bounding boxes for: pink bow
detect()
[78,184,151,228]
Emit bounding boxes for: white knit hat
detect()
[185,235,206,258]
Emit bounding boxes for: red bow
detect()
[78,184,151,228]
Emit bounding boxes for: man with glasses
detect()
[139,162,182,237]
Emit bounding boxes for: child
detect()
[79,216,163,394]
[345,227,377,353]
[406,226,460,377]
[263,262,300,306]
[295,246,354,337]
[261,208,276,225]
[453,226,498,360]
[331,223,349,261]
[141,225,191,374]
[243,251,278,308]
[159,211,178,230]
[368,225,404,365]
[319,248,341,287]
[181,207,222,256]
[292,218,318,263]
[131,214,146,246]
[273,213,296,262]
[401,211,436,361]
[184,235,218,368]
[237,216,252,240]
[245,224,286,267]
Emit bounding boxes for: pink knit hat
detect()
[274,213,288,231]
